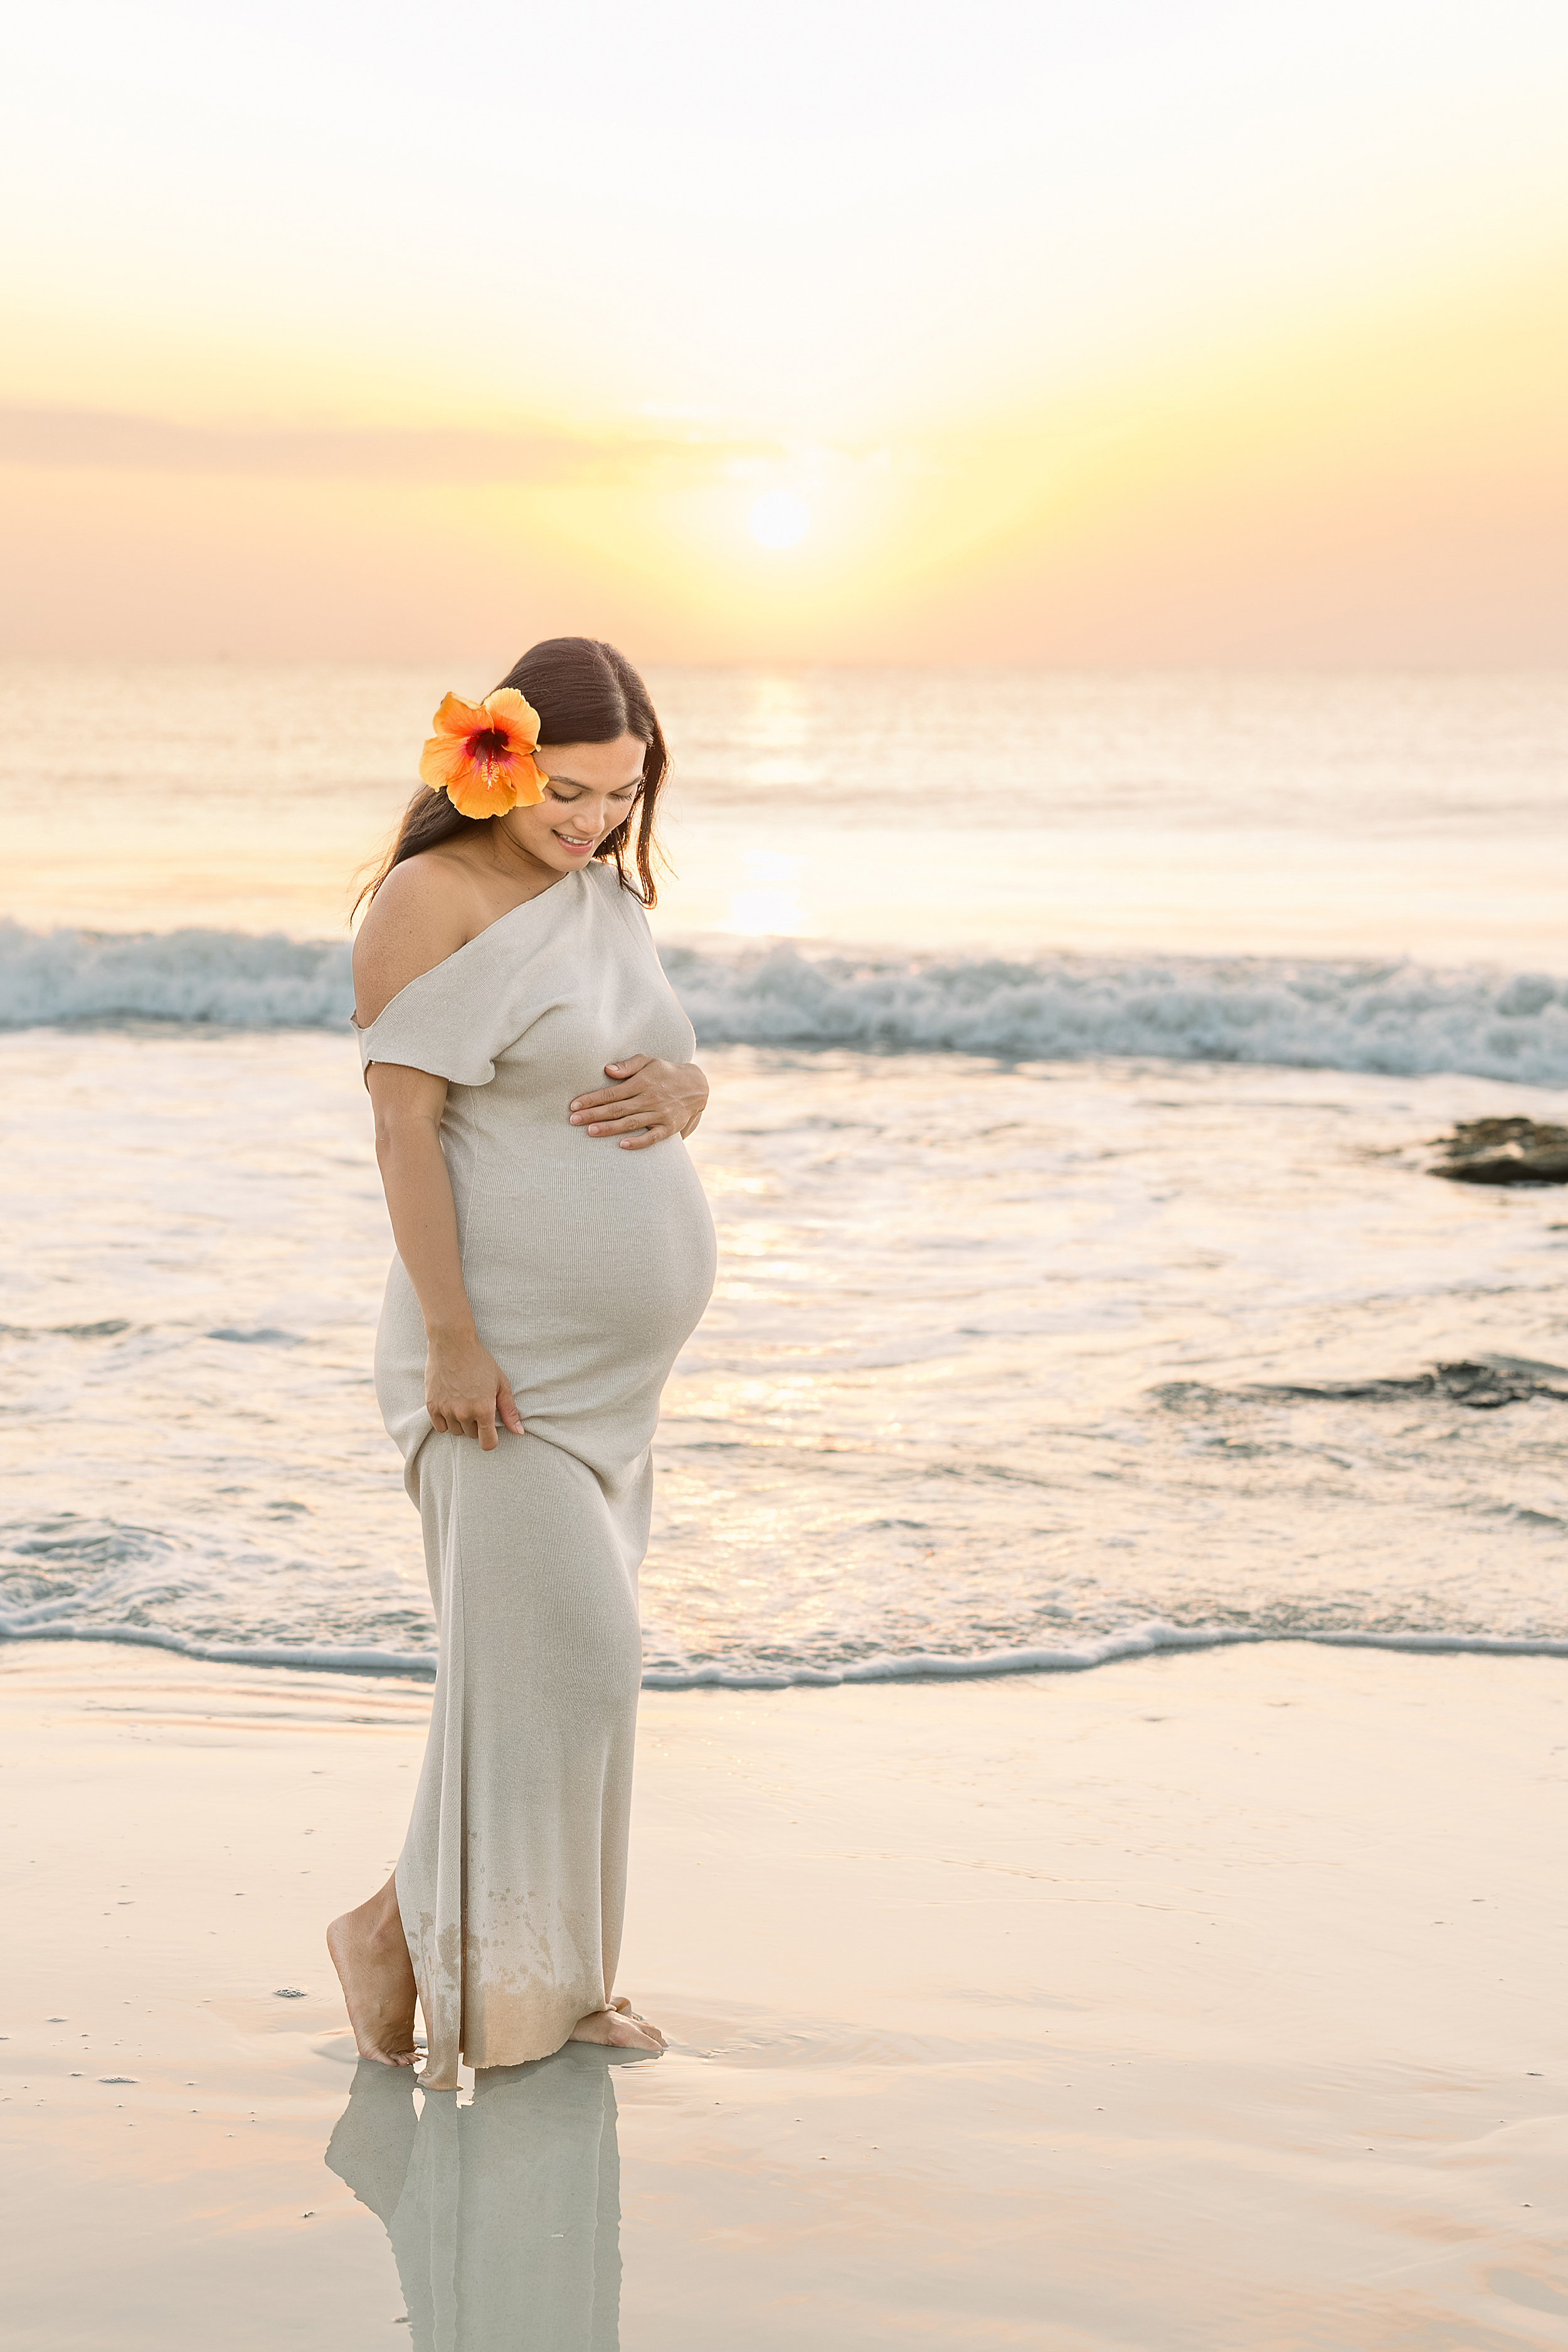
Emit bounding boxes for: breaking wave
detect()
[4,920,1568,1084]
[666,943,1568,1084]
[0,921,354,1028]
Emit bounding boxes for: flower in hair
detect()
[418,689,548,818]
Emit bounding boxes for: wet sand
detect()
[3,1637,1565,2349]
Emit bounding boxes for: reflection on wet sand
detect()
[326,2043,627,2348]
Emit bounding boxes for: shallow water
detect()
[3,1027,1566,1680]
[2,665,1566,1680]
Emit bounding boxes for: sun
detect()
[749,491,810,548]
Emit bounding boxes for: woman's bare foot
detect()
[326,1873,420,2067]
[569,1994,666,2053]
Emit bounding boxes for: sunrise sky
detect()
[3,0,1566,664]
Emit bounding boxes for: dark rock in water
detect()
[1297,1364,1568,1411]
[1158,1353,1568,1412]
[1429,1117,1568,1185]
[1370,1359,1568,1409]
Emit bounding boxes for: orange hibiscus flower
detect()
[418,688,548,818]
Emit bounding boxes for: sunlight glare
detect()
[749,492,811,549]
[721,848,808,936]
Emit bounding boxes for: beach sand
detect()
[3,1638,1565,2349]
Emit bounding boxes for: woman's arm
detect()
[367,1064,525,1451]
[569,1056,710,1148]
[356,861,522,1451]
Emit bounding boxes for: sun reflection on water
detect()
[721,848,809,936]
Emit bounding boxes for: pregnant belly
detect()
[457,1145,717,1452]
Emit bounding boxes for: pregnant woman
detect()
[327,637,715,2087]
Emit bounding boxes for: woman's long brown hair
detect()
[353,637,669,918]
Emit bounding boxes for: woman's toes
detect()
[569,2003,665,2053]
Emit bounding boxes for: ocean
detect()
[3,662,1567,1685]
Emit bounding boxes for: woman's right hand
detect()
[425,1327,526,1450]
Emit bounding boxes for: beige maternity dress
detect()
[355,861,716,2089]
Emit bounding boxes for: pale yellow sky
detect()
[3,1,1566,661]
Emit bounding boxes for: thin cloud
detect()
[0,406,775,486]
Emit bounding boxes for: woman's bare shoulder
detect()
[352,853,477,1026]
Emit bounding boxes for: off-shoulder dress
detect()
[354,859,716,2087]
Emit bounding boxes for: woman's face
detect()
[497,733,647,876]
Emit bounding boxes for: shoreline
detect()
[6,1636,1566,2348]
[6,1618,1568,1687]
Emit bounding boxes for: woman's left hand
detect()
[569,1056,709,1148]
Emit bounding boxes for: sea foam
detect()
[4,1611,1567,1686]
[4,920,1568,1084]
